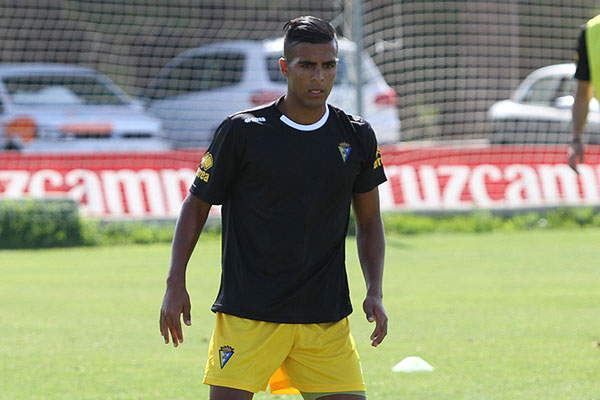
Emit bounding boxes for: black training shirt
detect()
[190,100,386,323]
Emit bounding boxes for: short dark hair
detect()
[283,16,337,59]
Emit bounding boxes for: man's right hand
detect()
[159,195,211,348]
[567,140,584,173]
[159,284,192,347]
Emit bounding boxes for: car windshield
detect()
[3,75,126,106]
[521,74,575,106]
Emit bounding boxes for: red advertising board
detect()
[1,144,599,218]
[380,144,600,211]
[0,150,204,218]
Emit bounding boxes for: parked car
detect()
[487,63,600,144]
[0,63,168,152]
[141,38,401,148]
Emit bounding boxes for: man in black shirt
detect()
[160,16,388,400]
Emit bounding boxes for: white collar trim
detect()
[280,106,329,131]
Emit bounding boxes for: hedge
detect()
[2,199,600,249]
[0,198,87,248]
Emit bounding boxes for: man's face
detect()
[280,40,338,112]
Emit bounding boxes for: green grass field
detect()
[1,230,599,400]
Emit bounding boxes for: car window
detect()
[265,51,352,86]
[334,55,352,85]
[149,52,245,99]
[521,76,562,105]
[556,76,576,98]
[3,75,126,105]
[266,53,284,83]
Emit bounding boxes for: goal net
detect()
[0,0,599,216]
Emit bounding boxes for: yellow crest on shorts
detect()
[219,345,234,369]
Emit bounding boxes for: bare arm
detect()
[159,193,212,347]
[568,79,593,172]
[352,187,387,347]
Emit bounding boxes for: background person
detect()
[568,14,600,172]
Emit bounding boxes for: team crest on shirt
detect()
[338,142,351,162]
[219,345,234,369]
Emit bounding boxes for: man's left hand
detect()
[363,295,388,347]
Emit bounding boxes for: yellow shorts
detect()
[203,312,366,394]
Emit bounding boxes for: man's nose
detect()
[312,67,324,81]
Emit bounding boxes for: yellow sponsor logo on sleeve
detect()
[200,152,214,171]
[196,152,213,182]
[373,146,383,169]
[196,168,210,183]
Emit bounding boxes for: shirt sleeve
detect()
[189,117,239,204]
[352,123,387,194]
[575,26,590,81]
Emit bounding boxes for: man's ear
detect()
[279,57,288,77]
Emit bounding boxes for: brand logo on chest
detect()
[244,116,267,124]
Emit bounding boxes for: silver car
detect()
[0,63,168,152]
[487,63,600,144]
[142,38,401,148]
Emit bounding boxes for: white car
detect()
[142,38,401,148]
[488,63,600,144]
[0,63,168,152]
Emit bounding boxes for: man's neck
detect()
[277,96,326,125]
